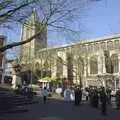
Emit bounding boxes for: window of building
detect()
[94,43,99,51]
[67,53,73,80]
[42,60,51,77]
[88,44,93,52]
[111,54,119,73]
[90,56,98,74]
[56,56,63,78]
[107,41,113,50]
[100,42,106,50]
[81,45,86,53]
[114,40,119,49]
[77,57,84,75]
[35,62,40,69]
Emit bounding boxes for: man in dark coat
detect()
[93,89,99,108]
[106,87,112,104]
[78,87,82,105]
[100,87,108,115]
[116,89,120,110]
[74,87,82,105]
[74,87,78,105]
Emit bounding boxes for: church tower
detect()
[21,9,47,60]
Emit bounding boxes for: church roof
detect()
[39,34,120,52]
[0,35,6,39]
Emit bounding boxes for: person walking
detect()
[89,89,94,107]
[116,89,120,110]
[70,87,75,101]
[100,87,108,115]
[64,87,71,103]
[78,87,82,105]
[42,87,49,104]
[106,87,112,104]
[74,87,82,105]
[85,90,89,102]
[74,87,78,105]
[92,89,99,108]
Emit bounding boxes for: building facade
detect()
[21,10,47,60]
[35,35,120,89]
[20,10,120,89]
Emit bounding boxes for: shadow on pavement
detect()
[1,94,120,120]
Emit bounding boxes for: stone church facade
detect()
[20,10,47,60]
[35,35,120,89]
[20,10,120,89]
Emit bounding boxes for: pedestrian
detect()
[106,87,112,104]
[89,89,94,107]
[78,87,82,105]
[92,89,99,108]
[74,87,78,105]
[100,87,108,115]
[70,87,75,101]
[85,87,89,101]
[74,87,82,105]
[86,91,89,101]
[64,87,71,103]
[115,89,120,110]
[42,87,49,104]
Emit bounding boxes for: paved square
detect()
[2,98,120,120]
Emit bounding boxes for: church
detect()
[21,11,120,89]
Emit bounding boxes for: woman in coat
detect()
[64,88,71,103]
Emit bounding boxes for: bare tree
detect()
[0,0,90,52]
[0,0,37,27]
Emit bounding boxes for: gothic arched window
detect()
[77,57,84,75]
[90,56,98,74]
[67,53,73,80]
[107,41,113,50]
[114,40,119,49]
[111,54,119,73]
[56,56,63,78]
[35,62,40,69]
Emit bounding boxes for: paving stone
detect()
[40,117,63,120]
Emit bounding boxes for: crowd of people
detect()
[15,85,34,99]
[41,85,120,115]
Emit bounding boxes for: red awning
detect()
[64,80,73,84]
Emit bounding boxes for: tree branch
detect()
[0,19,48,52]
[0,31,40,52]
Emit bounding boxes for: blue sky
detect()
[81,0,120,39]
[0,0,120,57]
[48,0,120,45]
